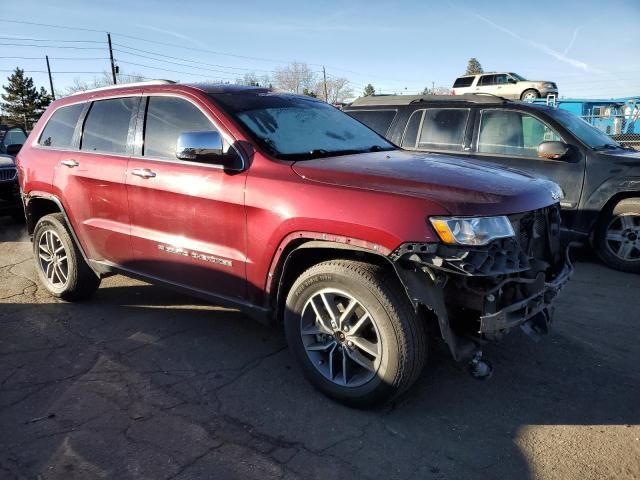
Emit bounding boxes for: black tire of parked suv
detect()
[594,198,640,273]
[284,259,427,407]
[520,89,540,101]
[33,213,101,300]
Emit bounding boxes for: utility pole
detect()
[107,33,117,84]
[322,66,328,103]
[45,55,55,100]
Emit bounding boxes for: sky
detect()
[1,0,639,99]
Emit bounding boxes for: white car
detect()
[452,72,558,101]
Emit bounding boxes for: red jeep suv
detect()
[17,81,571,406]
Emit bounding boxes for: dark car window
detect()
[81,97,137,154]
[494,74,508,85]
[38,103,84,148]
[401,109,424,149]
[1,128,27,151]
[453,77,474,88]
[144,96,215,160]
[418,109,469,151]
[346,110,396,136]
[478,110,561,157]
[478,75,496,86]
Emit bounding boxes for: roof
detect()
[348,93,510,107]
[66,80,177,96]
[188,83,271,95]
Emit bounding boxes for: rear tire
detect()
[284,259,426,407]
[594,198,640,273]
[33,213,101,300]
[521,89,540,101]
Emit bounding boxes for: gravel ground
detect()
[0,218,639,480]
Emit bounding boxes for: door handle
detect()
[61,159,79,168]
[131,168,156,179]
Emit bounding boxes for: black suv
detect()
[0,126,27,223]
[344,94,640,273]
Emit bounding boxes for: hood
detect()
[600,148,640,163]
[292,150,560,216]
[0,154,16,168]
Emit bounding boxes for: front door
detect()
[471,108,584,209]
[125,94,248,300]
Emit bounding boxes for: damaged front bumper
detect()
[390,205,574,363]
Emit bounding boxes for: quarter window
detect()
[417,109,469,151]
[39,103,84,148]
[81,97,138,154]
[346,110,396,136]
[478,75,496,86]
[478,110,561,157]
[453,77,474,88]
[144,96,214,160]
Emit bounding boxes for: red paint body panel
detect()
[16,83,559,311]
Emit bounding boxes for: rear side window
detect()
[144,96,213,160]
[401,109,424,148]
[478,75,496,86]
[39,103,84,148]
[418,109,469,151]
[81,97,138,154]
[453,77,474,88]
[346,110,396,136]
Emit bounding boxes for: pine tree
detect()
[36,87,53,115]
[363,84,375,96]
[1,68,41,130]
[465,58,484,75]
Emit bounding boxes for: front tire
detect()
[284,260,426,407]
[594,199,640,273]
[520,89,540,101]
[33,213,101,300]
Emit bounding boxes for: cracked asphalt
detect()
[0,218,639,480]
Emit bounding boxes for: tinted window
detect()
[453,77,474,88]
[39,103,84,148]
[478,75,496,86]
[401,110,423,149]
[144,96,215,160]
[417,109,469,151]
[478,110,561,157]
[346,110,396,136]
[81,97,137,154]
[493,74,508,85]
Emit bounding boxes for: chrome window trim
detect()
[401,107,471,152]
[400,109,425,148]
[475,108,568,160]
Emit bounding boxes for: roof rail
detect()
[349,93,510,107]
[67,79,176,96]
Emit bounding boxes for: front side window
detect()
[39,103,84,148]
[493,74,509,85]
[478,110,561,157]
[346,110,396,136]
[144,96,214,160]
[417,109,469,151]
[81,97,138,154]
[212,94,394,159]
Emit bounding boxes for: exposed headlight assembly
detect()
[429,216,515,246]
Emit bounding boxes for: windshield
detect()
[211,93,395,159]
[547,108,622,149]
[509,72,526,81]
[1,128,27,148]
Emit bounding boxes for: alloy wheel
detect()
[37,229,69,288]
[605,214,640,262]
[300,288,382,387]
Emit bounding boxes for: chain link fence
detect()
[580,113,640,150]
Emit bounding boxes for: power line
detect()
[0,36,104,44]
[0,42,104,50]
[115,60,237,81]
[0,56,108,60]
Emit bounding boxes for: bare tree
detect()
[316,77,353,104]
[235,72,271,87]
[62,71,147,96]
[422,85,451,95]
[274,62,315,94]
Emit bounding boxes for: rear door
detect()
[471,108,584,208]
[126,93,248,300]
[475,74,498,95]
[53,96,138,264]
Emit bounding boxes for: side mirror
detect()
[5,144,22,156]
[176,131,243,169]
[537,141,569,160]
